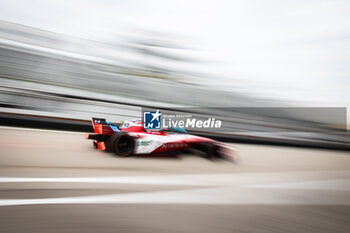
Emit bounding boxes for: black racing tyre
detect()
[105,134,119,152]
[201,142,220,160]
[206,142,216,160]
[93,141,98,149]
[110,132,135,157]
[105,134,120,152]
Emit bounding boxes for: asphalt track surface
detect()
[0,126,349,233]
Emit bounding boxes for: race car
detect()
[85,118,238,160]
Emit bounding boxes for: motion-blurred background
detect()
[0,2,350,233]
[0,0,349,147]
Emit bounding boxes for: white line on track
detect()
[247,178,350,191]
[0,176,204,186]
[0,171,349,206]
[0,184,349,206]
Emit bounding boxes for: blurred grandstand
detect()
[0,19,349,149]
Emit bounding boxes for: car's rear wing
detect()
[91,118,118,135]
[85,118,119,150]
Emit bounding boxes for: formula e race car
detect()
[85,118,238,160]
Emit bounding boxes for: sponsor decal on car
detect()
[140,140,153,146]
[161,143,189,150]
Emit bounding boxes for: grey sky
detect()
[0,0,349,106]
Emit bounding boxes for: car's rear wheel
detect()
[110,133,135,157]
[105,135,117,152]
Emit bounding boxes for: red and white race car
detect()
[85,118,238,160]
